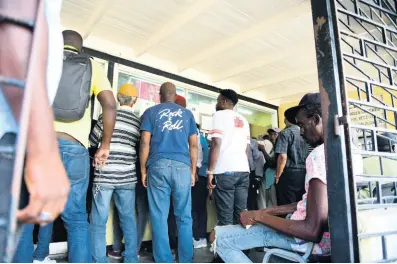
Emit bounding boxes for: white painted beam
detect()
[212,42,312,82]
[178,2,310,71]
[241,70,317,93]
[82,0,113,40]
[267,90,317,105]
[135,0,215,57]
[265,86,318,101]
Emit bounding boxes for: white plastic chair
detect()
[263,242,315,263]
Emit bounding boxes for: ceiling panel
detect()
[61,0,317,105]
[224,0,306,23]
[154,0,262,60]
[61,0,98,31]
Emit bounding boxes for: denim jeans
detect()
[168,203,178,250]
[192,176,208,240]
[90,184,138,263]
[0,133,16,262]
[13,139,91,263]
[112,181,149,253]
[147,159,193,263]
[13,223,53,262]
[215,224,295,263]
[214,172,249,226]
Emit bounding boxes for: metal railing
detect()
[311,0,397,262]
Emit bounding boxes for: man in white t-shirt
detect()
[207,89,250,226]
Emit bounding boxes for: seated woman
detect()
[210,93,331,262]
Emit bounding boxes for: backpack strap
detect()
[64,47,78,53]
[90,95,95,120]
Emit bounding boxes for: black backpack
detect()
[52,48,92,122]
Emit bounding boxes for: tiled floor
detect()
[53,247,268,263]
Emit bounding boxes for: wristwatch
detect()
[206,170,214,175]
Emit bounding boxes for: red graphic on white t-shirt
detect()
[234,116,244,128]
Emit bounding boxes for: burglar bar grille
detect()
[336,0,397,262]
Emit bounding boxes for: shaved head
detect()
[63,30,83,52]
[160,82,177,103]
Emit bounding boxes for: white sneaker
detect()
[33,257,56,263]
[193,238,208,249]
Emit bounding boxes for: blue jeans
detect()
[215,224,295,263]
[14,139,91,263]
[13,223,53,262]
[112,181,149,253]
[147,159,193,263]
[214,172,249,226]
[90,184,138,263]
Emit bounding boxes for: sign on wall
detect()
[349,94,386,128]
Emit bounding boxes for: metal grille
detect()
[336,0,397,261]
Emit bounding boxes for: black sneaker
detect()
[108,250,122,260]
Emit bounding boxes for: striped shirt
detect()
[89,106,141,186]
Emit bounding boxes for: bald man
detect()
[140,82,197,263]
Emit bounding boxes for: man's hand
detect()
[208,173,216,189]
[195,168,199,183]
[18,152,70,225]
[240,210,259,228]
[191,173,196,187]
[275,174,281,184]
[141,169,147,188]
[93,144,110,167]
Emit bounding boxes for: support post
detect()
[309,0,359,262]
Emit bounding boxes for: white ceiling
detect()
[61,0,320,106]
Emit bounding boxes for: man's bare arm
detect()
[139,131,151,187]
[208,138,221,172]
[253,179,328,242]
[207,137,221,189]
[189,134,198,185]
[93,90,116,167]
[0,1,37,120]
[97,90,116,147]
[276,153,287,182]
[1,0,70,224]
[261,202,298,216]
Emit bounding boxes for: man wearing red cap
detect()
[175,95,187,108]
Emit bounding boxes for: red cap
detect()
[175,95,187,108]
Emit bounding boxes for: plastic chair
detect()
[263,242,314,263]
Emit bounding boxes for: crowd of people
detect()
[1,2,332,261]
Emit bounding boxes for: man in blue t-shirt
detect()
[140,82,198,263]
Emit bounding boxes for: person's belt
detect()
[284,167,306,172]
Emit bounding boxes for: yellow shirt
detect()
[54,46,112,148]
